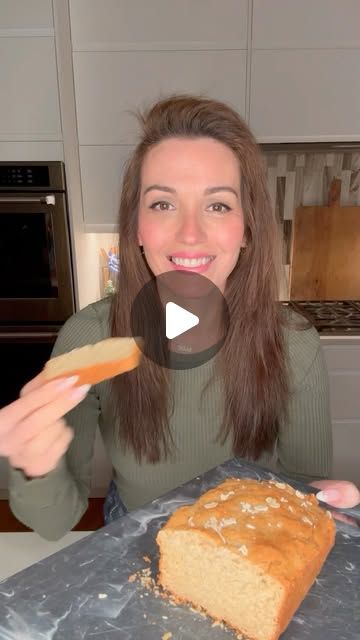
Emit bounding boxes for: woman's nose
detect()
[175,211,207,244]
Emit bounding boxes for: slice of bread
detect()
[43,337,142,386]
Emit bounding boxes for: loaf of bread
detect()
[42,337,142,386]
[156,477,336,640]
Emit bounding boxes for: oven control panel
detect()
[0,165,50,188]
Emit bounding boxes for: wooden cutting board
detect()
[290,179,360,300]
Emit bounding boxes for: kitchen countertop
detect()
[319,334,360,344]
[0,458,359,640]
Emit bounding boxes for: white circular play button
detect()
[165,302,199,340]
[130,270,229,370]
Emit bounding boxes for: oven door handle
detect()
[0,195,56,205]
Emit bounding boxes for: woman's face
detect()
[137,137,246,292]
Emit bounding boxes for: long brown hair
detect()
[110,95,289,463]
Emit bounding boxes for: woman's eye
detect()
[208,202,231,213]
[149,201,174,211]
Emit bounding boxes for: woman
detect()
[1,95,359,540]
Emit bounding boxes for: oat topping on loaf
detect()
[220,490,235,501]
[265,497,280,508]
[172,477,334,572]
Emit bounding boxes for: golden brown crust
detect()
[160,478,335,581]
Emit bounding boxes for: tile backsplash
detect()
[262,143,360,263]
[261,143,360,299]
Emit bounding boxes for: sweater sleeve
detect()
[8,302,106,541]
[276,328,333,484]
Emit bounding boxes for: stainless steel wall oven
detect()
[0,162,75,407]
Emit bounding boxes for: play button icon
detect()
[165,302,199,339]
[130,270,229,370]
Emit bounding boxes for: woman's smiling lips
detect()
[167,253,215,273]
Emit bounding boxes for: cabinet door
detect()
[74,50,247,145]
[70,0,248,49]
[0,38,61,140]
[322,342,360,485]
[79,145,133,227]
[332,421,360,486]
[0,0,53,30]
[250,50,360,141]
[328,373,360,420]
[323,344,360,371]
[252,0,360,49]
[0,142,63,162]
[324,346,360,420]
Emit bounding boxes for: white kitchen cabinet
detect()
[69,1,247,226]
[79,145,133,227]
[252,0,360,49]
[75,47,246,225]
[0,141,63,161]
[0,37,62,141]
[332,421,360,488]
[69,0,248,50]
[250,50,360,142]
[328,374,360,421]
[322,343,360,371]
[0,0,53,31]
[322,340,360,486]
[73,50,247,146]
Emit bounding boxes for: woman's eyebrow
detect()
[143,184,176,195]
[143,184,239,197]
[204,186,239,197]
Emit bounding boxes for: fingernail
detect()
[55,376,79,389]
[71,383,91,399]
[316,489,340,503]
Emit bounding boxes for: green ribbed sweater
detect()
[9,297,333,540]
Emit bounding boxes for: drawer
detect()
[328,373,360,420]
[323,344,360,371]
[332,421,360,486]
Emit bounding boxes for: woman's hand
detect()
[310,479,360,509]
[0,373,90,478]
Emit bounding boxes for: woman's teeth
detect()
[171,256,213,267]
